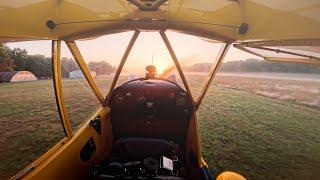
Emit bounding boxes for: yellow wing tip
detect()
[216,171,246,180]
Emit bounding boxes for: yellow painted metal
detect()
[216,171,246,180]
[196,43,231,109]
[65,41,105,105]
[106,30,140,100]
[1,1,320,42]
[200,157,208,168]
[52,40,73,138]
[10,137,68,180]
[159,31,194,99]
[17,108,113,179]
[233,44,265,58]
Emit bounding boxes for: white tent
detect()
[0,71,37,82]
[69,70,96,79]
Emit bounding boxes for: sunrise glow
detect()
[155,61,167,74]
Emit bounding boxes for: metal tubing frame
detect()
[234,44,320,64]
[106,30,140,101]
[52,40,73,137]
[65,41,105,105]
[159,31,194,99]
[196,43,231,109]
[265,57,320,65]
[236,39,320,47]
[252,46,319,60]
[233,44,265,58]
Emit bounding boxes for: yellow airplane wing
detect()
[0,0,319,41]
[0,0,319,63]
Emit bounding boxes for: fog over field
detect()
[218,72,320,82]
[214,73,320,108]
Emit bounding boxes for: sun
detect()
[155,61,166,74]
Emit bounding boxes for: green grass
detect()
[0,77,320,179]
[199,87,320,180]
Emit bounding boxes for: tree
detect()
[11,48,28,71]
[186,59,320,74]
[88,61,116,75]
[0,43,14,71]
[1,44,119,77]
[61,58,79,77]
[219,59,320,73]
[25,55,49,77]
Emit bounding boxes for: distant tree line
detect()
[185,59,320,74]
[2,42,319,76]
[220,59,320,73]
[88,61,116,76]
[0,43,116,78]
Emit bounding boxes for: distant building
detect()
[0,71,38,82]
[69,70,96,79]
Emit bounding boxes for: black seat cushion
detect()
[113,138,178,159]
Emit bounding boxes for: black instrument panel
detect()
[109,78,194,120]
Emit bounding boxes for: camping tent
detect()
[0,71,37,82]
[69,70,96,79]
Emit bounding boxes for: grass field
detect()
[0,75,320,179]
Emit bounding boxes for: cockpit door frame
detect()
[52,39,108,138]
[52,40,73,137]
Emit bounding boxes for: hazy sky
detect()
[7,31,259,72]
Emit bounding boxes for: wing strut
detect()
[159,31,194,100]
[66,41,105,105]
[196,43,231,110]
[106,30,140,102]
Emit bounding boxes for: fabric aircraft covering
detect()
[0,0,320,64]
